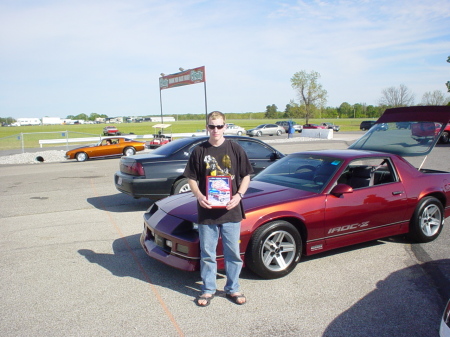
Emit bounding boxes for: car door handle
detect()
[392,191,404,195]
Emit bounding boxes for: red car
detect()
[103,126,120,136]
[140,106,450,279]
[303,123,327,129]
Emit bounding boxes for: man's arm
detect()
[226,174,250,211]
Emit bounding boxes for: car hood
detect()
[350,106,450,157]
[156,181,317,222]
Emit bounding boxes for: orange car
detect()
[65,137,145,162]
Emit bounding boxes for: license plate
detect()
[117,177,122,185]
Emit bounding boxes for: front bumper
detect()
[140,210,201,272]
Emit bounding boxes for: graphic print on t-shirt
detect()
[204,154,234,180]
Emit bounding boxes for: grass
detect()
[0,118,370,150]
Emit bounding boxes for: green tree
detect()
[264,104,278,119]
[338,102,352,118]
[284,100,303,118]
[291,70,327,123]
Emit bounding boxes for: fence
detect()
[0,131,206,155]
[0,131,100,154]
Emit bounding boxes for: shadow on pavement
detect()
[323,259,449,337]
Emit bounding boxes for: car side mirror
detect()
[330,184,353,196]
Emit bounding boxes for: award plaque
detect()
[206,176,231,208]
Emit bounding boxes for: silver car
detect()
[246,124,285,137]
[224,124,246,136]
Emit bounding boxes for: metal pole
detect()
[204,81,208,135]
[159,88,164,124]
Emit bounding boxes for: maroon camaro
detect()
[140,106,450,279]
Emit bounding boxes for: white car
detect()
[224,124,246,136]
[441,299,450,337]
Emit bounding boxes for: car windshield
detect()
[350,121,444,157]
[253,154,343,193]
[255,125,265,129]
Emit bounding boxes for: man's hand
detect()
[226,194,241,210]
[197,194,212,209]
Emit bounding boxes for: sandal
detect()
[195,294,214,307]
[226,293,246,305]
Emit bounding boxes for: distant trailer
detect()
[16,118,41,126]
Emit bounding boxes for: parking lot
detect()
[0,134,449,336]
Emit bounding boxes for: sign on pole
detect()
[159,66,206,90]
[158,66,208,131]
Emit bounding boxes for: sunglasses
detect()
[207,124,225,130]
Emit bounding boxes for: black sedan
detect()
[114,136,284,200]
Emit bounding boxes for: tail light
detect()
[120,159,145,176]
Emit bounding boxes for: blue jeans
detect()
[198,222,243,295]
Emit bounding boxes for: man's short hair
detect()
[207,111,226,122]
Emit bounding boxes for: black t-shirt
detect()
[183,139,254,225]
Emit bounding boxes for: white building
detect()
[42,117,62,125]
[15,118,41,126]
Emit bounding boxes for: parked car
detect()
[246,124,285,137]
[276,121,303,133]
[303,123,327,129]
[321,122,340,132]
[138,106,450,279]
[65,137,145,162]
[224,124,246,136]
[114,136,284,200]
[439,123,450,144]
[103,126,121,135]
[441,298,450,337]
[360,120,376,131]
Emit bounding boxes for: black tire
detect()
[237,131,242,136]
[173,178,191,195]
[123,147,136,156]
[75,152,88,162]
[408,196,444,243]
[256,131,262,137]
[245,220,302,279]
[276,130,282,136]
[439,131,449,144]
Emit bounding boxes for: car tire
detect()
[276,130,282,136]
[173,178,191,194]
[439,131,449,144]
[237,131,242,136]
[123,147,136,156]
[75,152,88,162]
[256,131,262,137]
[408,196,444,243]
[245,220,302,279]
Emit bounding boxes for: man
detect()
[183,111,253,307]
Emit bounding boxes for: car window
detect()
[236,139,275,159]
[337,157,397,189]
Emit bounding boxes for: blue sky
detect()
[1,0,449,119]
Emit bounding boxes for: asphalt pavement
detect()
[0,132,448,337]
